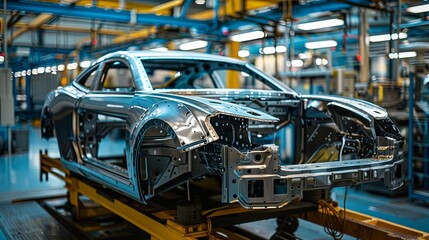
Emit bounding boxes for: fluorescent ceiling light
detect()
[369,33,407,42]
[67,62,78,70]
[261,46,276,54]
[275,45,287,53]
[286,59,304,68]
[179,40,208,50]
[58,64,65,71]
[305,40,337,49]
[389,51,417,59]
[322,58,329,65]
[151,47,168,52]
[297,19,344,31]
[407,4,429,13]
[238,49,250,58]
[298,52,310,59]
[79,60,91,68]
[291,60,303,67]
[260,45,287,54]
[230,31,265,42]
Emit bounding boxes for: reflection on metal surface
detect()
[42,51,405,209]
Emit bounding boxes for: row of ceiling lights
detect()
[172,2,427,52]
[13,60,92,78]
[14,2,426,78]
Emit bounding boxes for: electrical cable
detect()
[317,187,348,240]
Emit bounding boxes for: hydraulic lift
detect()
[37,150,429,240]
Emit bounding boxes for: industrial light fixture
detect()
[260,46,276,54]
[37,67,45,74]
[305,40,337,49]
[275,45,287,53]
[58,64,65,71]
[298,52,310,59]
[195,0,205,5]
[369,33,407,42]
[32,69,38,75]
[297,19,344,31]
[238,49,250,58]
[45,67,51,73]
[388,51,417,59]
[407,4,429,13]
[67,62,78,70]
[229,31,265,42]
[259,45,287,54]
[79,60,91,68]
[285,59,304,67]
[151,47,169,52]
[179,40,208,50]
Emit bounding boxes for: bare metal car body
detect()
[42,51,404,209]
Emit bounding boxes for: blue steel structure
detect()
[409,73,429,203]
[7,1,212,29]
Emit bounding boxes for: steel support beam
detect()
[9,13,53,44]
[7,0,211,29]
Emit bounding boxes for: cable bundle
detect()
[317,187,348,240]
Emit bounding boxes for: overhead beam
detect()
[112,0,185,44]
[114,0,282,45]
[7,0,211,29]
[33,0,154,12]
[147,0,184,15]
[9,13,53,44]
[14,22,127,36]
[112,26,157,44]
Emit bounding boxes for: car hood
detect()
[301,94,388,120]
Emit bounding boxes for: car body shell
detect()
[42,51,405,209]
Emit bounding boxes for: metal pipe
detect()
[408,72,414,201]
[212,0,219,30]
[394,0,401,82]
[389,10,393,81]
[3,0,7,69]
[7,1,210,29]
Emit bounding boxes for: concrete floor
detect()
[0,125,428,239]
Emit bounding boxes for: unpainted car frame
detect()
[42,51,405,209]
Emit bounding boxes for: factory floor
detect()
[0,125,428,239]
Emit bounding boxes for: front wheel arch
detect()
[41,107,55,139]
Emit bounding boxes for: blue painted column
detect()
[408,73,414,201]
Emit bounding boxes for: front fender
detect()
[41,106,55,139]
[130,100,216,154]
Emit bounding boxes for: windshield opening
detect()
[140,59,283,91]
